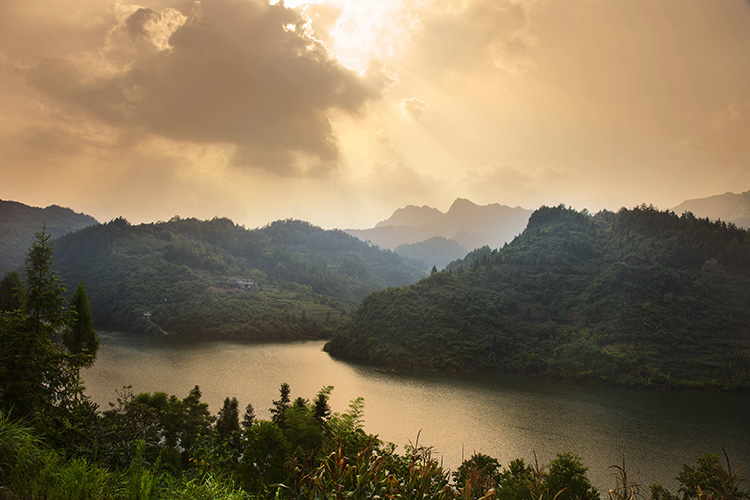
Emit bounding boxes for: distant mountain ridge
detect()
[375,204,445,228]
[394,237,469,271]
[346,199,532,268]
[673,190,750,228]
[327,205,750,390]
[0,200,99,275]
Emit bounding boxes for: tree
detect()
[23,225,67,336]
[0,228,93,447]
[313,385,333,426]
[0,310,48,417]
[216,397,240,439]
[0,271,24,312]
[239,420,291,492]
[270,383,291,429]
[96,385,215,469]
[544,452,599,500]
[454,452,502,491]
[675,453,749,500]
[284,398,323,451]
[63,281,99,364]
[179,385,214,457]
[497,459,535,500]
[242,402,256,431]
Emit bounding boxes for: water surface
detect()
[83,332,750,493]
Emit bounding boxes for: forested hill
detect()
[0,200,98,275]
[324,205,750,390]
[53,216,425,339]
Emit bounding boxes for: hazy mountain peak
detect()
[346,198,532,263]
[447,198,479,213]
[673,190,750,228]
[375,204,444,228]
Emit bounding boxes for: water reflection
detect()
[84,332,750,493]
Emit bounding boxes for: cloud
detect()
[675,102,750,166]
[459,162,569,203]
[713,102,750,137]
[0,0,114,63]
[711,102,750,162]
[327,0,424,72]
[414,0,537,75]
[125,7,181,46]
[358,160,447,205]
[21,0,386,175]
[398,97,430,122]
[368,128,393,148]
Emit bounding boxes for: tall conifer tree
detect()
[23,225,66,335]
[0,227,93,441]
[217,397,240,438]
[63,281,99,364]
[270,382,291,429]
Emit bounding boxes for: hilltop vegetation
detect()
[2,213,747,499]
[0,200,98,275]
[325,205,750,390]
[52,216,424,339]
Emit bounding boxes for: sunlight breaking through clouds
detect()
[0,0,749,228]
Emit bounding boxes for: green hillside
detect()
[324,205,750,390]
[0,200,98,275]
[52,216,424,339]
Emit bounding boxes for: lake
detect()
[83,331,750,493]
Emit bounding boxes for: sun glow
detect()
[271,0,422,73]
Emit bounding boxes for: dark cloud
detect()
[23,0,384,175]
[125,8,162,38]
[19,125,86,157]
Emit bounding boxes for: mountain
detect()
[326,205,750,390]
[346,199,532,268]
[0,200,99,275]
[375,204,445,228]
[52,217,425,339]
[394,237,469,271]
[673,190,750,228]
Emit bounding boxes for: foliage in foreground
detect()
[1,393,748,500]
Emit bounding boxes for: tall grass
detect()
[0,413,252,499]
[0,412,48,494]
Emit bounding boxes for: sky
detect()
[1,0,749,229]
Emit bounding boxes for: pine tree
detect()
[216,397,240,438]
[63,281,99,364]
[23,225,67,335]
[270,382,291,429]
[313,385,333,426]
[0,227,92,439]
[242,402,256,430]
